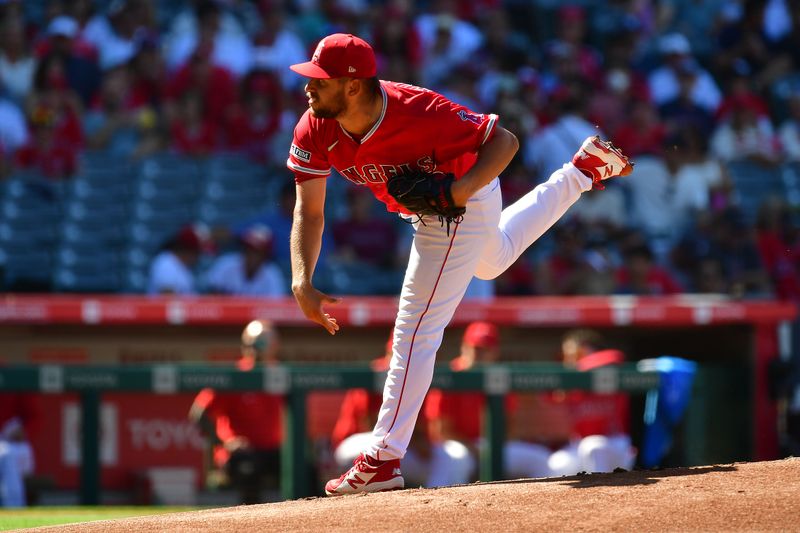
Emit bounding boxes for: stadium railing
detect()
[0,363,660,502]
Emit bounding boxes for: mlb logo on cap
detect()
[290,33,376,79]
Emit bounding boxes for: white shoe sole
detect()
[582,137,626,168]
[325,476,405,496]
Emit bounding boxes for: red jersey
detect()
[193,388,283,467]
[287,80,498,214]
[0,393,42,439]
[331,388,383,447]
[564,391,630,438]
[425,356,517,442]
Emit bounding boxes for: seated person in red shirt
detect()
[615,243,683,295]
[425,321,552,482]
[189,319,283,504]
[331,333,472,488]
[15,106,78,178]
[546,329,637,475]
[169,90,216,157]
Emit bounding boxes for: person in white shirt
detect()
[648,33,722,114]
[0,16,37,105]
[164,0,254,78]
[0,88,29,155]
[525,87,602,178]
[147,223,213,295]
[204,224,287,297]
[778,91,800,162]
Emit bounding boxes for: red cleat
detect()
[325,453,404,496]
[572,135,634,190]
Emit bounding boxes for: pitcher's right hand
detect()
[292,282,340,335]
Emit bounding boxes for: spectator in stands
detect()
[240,181,335,275]
[613,97,666,158]
[415,4,483,90]
[543,5,603,88]
[369,1,423,80]
[147,223,213,295]
[0,15,37,105]
[648,33,721,114]
[81,0,156,71]
[756,197,800,301]
[545,329,636,476]
[35,15,101,106]
[535,222,599,296]
[655,0,726,62]
[0,393,41,507]
[169,90,216,157]
[189,319,284,504]
[223,71,282,162]
[670,210,727,292]
[25,52,84,153]
[615,242,683,295]
[250,5,308,91]
[711,207,774,298]
[778,90,800,162]
[127,29,168,112]
[165,0,254,79]
[83,64,161,159]
[0,81,29,160]
[331,333,472,488]
[710,93,781,166]
[524,83,601,178]
[425,321,552,482]
[204,224,287,297]
[715,59,772,125]
[587,33,651,139]
[15,104,78,178]
[713,0,794,94]
[658,58,716,139]
[624,130,727,247]
[164,42,238,128]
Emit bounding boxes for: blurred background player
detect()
[0,393,41,507]
[545,329,637,476]
[425,321,552,482]
[330,332,473,488]
[189,319,283,504]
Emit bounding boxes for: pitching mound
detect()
[27,458,800,533]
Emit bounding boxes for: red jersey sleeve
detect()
[331,388,371,447]
[424,389,444,420]
[287,109,332,182]
[193,388,220,418]
[427,94,498,165]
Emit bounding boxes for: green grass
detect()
[0,506,197,531]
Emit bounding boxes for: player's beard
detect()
[309,88,347,119]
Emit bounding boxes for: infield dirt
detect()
[21,457,800,533]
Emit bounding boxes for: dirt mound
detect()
[26,458,800,533]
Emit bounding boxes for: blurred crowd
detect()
[0,0,799,300]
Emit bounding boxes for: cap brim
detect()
[290,61,332,79]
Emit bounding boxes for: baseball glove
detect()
[387,171,466,231]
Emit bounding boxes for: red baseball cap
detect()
[290,33,376,79]
[463,321,499,348]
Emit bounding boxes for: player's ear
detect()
[345,78,361,97]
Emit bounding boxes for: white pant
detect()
[367,164,592,460]
[335,432,474,487]
[0,441,34,507]
[548,434,636,476]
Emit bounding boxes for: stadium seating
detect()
[726,161,787,224]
